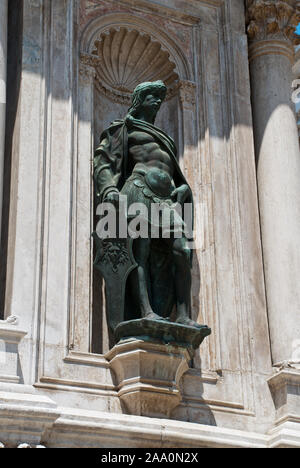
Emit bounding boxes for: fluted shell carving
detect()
[91,28,179,100]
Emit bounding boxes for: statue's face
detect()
[140,92,163,118]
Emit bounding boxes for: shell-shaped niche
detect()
[91,27,179,100]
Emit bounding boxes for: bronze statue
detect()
[94,81,210,347]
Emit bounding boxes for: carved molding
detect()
[0,317,27,344]
[246,0,300,45]
[179,80,197,110]
[248,38,296,61]
[274,359,300,370]
[94,78,132,106]
[80,53,128,104]
[2,315,19,325]
[79,60,96,85]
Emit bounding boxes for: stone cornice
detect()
[246,0,300,45]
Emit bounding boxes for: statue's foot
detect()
[143,312,170,322]
[175,316,205,329]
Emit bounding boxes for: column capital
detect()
[246,0,300,46]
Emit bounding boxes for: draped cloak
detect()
[94,118,193,212]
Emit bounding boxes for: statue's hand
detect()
[171,184,190,204]
[104,190,120,206]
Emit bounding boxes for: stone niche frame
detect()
[8,0,273,430]
[73,13,212,353]
[75,13,199,357]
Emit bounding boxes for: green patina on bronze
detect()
[93,80,211,348]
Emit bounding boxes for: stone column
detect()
[0,0,7,248]
[246,0,300,366]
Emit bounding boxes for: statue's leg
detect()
[130,238,164,321]
[172,237,201,328]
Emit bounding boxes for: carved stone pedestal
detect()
[106,338,194,419]
[106,318,211,418]
[0,317,27,384]
[268,368,300,447]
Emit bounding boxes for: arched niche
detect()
[80,13,193,81]
[71,13,198,355]
[80,13,196,153]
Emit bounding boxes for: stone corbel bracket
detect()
[106,338,193,419]
[267,368,300,447]
[0,316,27,384]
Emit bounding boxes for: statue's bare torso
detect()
[128,130,174,178]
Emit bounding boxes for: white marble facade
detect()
[0,0,299,448]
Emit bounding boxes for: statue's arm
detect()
[171,184,191,204]
[94,137,120,202]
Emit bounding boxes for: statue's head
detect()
[127,80,167,123]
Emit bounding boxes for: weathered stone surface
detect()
[0,383,59,448]
[267,369,300,447]
[268,368,300,423]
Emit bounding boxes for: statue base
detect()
[114,318,211,349]
[105,319,211,418]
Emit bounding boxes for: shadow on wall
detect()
[172,357,217,427]
[250,60,298,163]
[0,0,23,320]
